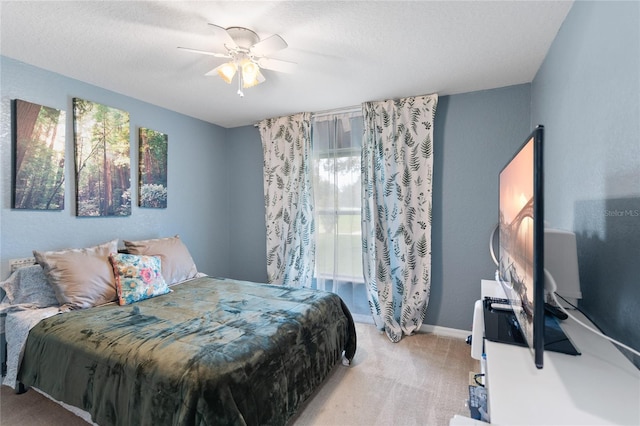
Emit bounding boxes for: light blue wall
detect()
[226,125,268,283]
[430,85,531,330]
[531,1,640,366]
[0,57,231,279]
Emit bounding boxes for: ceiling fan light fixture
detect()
[181,24,295,96]
[241,61,260,88]
[216,62,237,84]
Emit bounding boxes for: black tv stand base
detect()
[483,301,580,355]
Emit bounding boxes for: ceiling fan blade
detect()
[205,62,232,77]
[257,57,297,74]
[177,46,230,58]
[204,65,221,77]
[251,34,288,56]
[257,69,266,84]
[208,23,238,50]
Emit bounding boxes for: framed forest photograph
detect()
[73,98,131,217]
[138,127,168,208]
[12,99,66,210]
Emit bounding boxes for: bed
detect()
[1,236,357,426]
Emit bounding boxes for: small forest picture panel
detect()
[12,99,66,210]
[138,128,168,208]
[73,98,131,217]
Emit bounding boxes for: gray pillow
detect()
[33,239,118,309]
[0,265,59,307]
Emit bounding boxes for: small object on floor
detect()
[468,384,489,422]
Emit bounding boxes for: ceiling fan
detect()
[178,24,296,97]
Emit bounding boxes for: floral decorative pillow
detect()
[109,253,171,305]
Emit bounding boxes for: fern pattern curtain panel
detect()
[258,113,315,287]
[361,94,438,342]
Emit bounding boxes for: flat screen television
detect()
[497,125,545,369]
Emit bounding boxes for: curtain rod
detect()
[311,105,361,119]
[254,105,362,127]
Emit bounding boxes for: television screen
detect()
[498,125,545,368]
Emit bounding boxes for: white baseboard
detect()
[352,313,471,340]
[419,324,471,340]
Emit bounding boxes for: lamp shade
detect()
[215,62,237,84]
[242,61,260,88]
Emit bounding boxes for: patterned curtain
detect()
[257,112,315,287]
[361,94,438,342]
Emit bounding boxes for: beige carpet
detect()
[0,322,478,426]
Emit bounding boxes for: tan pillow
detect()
[33,239,118,309]
[123,235,198,285]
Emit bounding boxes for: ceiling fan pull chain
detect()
[237,68,245,97]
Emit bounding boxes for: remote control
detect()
[490,302,513,311]
[485,297,509,305]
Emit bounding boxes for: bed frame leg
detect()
[16,382,27,394]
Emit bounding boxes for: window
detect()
[311,111,368,315]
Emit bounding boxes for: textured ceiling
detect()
[0,1,573,128]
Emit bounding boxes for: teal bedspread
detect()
[18,277,357,425]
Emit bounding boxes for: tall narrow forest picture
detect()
[73,98,131,217]
[138,128,168,208]
[12,99,66,210]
